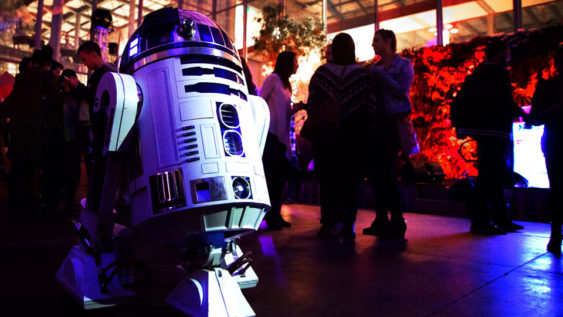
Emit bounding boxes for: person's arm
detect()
[259,75,276,105]
[529,79,553,125]
[371,58,414,98]
[305,71,323,114]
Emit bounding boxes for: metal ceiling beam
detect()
[549,3,562,21]
[354,0,367,14]
[327,0,345,21]
[524,6,541,26]
[474,0,494,14]
[327,0,471,33]
[460,19,480,35]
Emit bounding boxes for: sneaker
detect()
[265,219,282,230]
[380,219,407,240]
[498,221,524,232]
[265,214,290,230]
[317,224,340,240]
[340,223,356,240]
[363,218,390,236]
[470,223,506,235]
[280,218,291,228]
[547,241,562,257]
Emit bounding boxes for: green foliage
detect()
[403,25,563,179]
[252,4,326,61]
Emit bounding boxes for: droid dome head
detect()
[120,7,241,76]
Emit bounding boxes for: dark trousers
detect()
[41,140,62,216]
[8,160,39,215]
[263,133,290,222]
[313,135,358,226]
[61,140,82,209]
[543,132,563,240]
[472,136,510,225]
[366,126,403,222]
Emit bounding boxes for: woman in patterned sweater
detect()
[306,33,375,240]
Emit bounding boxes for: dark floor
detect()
[0,164,561,317]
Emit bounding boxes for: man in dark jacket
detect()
[0,47,63,216]
[466,41,525,235]
[76,41,116,212]
[59,69,92,213]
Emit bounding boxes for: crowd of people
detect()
[0,30,561,255]
[0,40,115,219]
[260,31,562,255]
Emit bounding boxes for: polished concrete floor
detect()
[0,166,561,316]
[1,202,561,316]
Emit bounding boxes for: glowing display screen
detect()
[513,122,549,188]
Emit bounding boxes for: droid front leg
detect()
[167,239,258,317]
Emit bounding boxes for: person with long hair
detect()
[260,51,299,230]
[362,29,412,239]
[306,33,373,239]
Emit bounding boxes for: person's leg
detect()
[545,138,563,254]
[364,130,397,236]
[484,137,523,231]
[471,137,506,234]
[314,146,344,239]
[263,134,290,229]
[340,153,359,240]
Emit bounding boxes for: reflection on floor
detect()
[0,200,561,316]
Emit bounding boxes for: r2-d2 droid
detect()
[57,7,270,317]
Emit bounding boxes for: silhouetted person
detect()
[50,61,64,78]
[324,44,333,63]
[0,46,63,216]
[363,29,412,240]
[77,40,116,212]
[306,33,372,240]
[18,57,32,73]
[260,51,298,230]
[529,46,563,255]
[465,41,525,235]
[59,69,92,213]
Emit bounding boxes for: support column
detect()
[487,14,494,35]
[129,0,136,37]
[513,0,522,31]
[90,0,98,40]
[436,0,443,46]
[322,0,327,33]
[212,0,217,20]
[177,0,183,10]
[137,0,144,28]
[50,0,64,62]
[34,0,44,49]
[374,0,379,31]
[74,11,81,49]
[242,0,248,59]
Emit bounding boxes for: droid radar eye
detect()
[223,131,244,156]
[232,177,251,199]
[219,104,240,128]
[177,18,195,40]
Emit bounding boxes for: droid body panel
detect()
[57,8,270,316]
[117,8,270,239]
